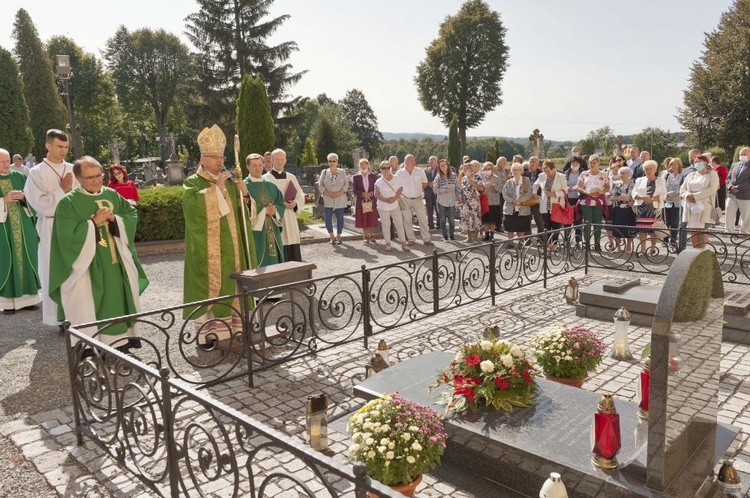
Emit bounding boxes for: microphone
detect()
[220,167,235,184]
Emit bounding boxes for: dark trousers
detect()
[425,195,438,229]
[664,206,680,244]
[542,212,563,243]
[530,204,545,235]
[564,196,582,244]
[495,194,505,231]
[718,185,727,211]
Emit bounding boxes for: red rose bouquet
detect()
[430,338,537,416]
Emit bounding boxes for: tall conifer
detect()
[0,48,33,156]
[236,75,274,176]
[12,8,66,159]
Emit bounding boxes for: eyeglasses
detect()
[328,160,338,164]
[81,173,104,181]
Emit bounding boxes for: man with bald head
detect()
[0,148,40,314]
[726,148,750,233]
[264,148,305,261]
[395,154,432,245]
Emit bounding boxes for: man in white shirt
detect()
[264,149,306,261]
[24,129,76,329]
[11,154,29,176]
[395,154,433,245]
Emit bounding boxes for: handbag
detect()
[317,195,324,206]
[398,197,408,210]
[521,196,540,207]
[709,206,721,219]
[362,200,373,213]
[550,198,574,225]
[479,193,490,215]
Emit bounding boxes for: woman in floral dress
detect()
[457,162,484,242]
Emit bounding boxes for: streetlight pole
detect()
[55,55,82,159]
[694,113,709,151]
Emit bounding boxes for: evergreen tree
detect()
[485,139,500,163]
[236,74,274,176]
[415,0,509,154]
[679,0,750,152]
[0,48,33,156]
[448,116,461,168]
[46,36,121,162]
[185,0,306,137]
[300,137,317,166]
[340,89,383,155]
[12,8,66,160]
[314,117,337,166]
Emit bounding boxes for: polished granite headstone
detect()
[647,249,728,492]
[355,351,738,497]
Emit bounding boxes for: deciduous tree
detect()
[105,27,192,164]
[0,48,32,156]
[415,0,508,155]
[340,89,383,156]
[678,0,750,152]
[12,8,66,159]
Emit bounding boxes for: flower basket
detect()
[529,325,606,383]
[347,394,446,489]
[430,339,537,417]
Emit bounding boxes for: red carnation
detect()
[454,387,476,402]
[465,354,481,366]
[523,370,533,384]
[494,376,510,390]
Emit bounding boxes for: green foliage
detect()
[415,0,509,150]
[632,127,678,163]
[236,74,275,176]
[529,326,606,380]
[46,36,121,163]
[448,116,461,168]
[381,135,524,167]
[0,47,32,156]
[705,146,727,162]
[734,145,750,163]
[579,126,615,156]
[134,186,185,241]
[485,139,499,163]
[105,26,192,164]
[185,0,305,138]
[300,137,317,166]
[678,0,750,153]
[314,117,336,165]
[340,89,383,155]
[12,8,66,160]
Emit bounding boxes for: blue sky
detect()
[0,0,735,140]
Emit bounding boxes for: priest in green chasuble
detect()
[49,156,148,347]
[0,148,40,313]
[182,124,256,344]
[244,153,284,267]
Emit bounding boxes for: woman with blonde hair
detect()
[502,162,533,245]
[632,160,668,253]
[680,154,719,248]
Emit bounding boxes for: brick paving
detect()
[2,266,750,497]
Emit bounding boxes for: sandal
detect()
[401,243,411,252]
[385,244,392,252]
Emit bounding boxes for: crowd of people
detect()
[315,145,750,254]
[4,125,750,348]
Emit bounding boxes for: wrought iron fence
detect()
[65,327,403,498]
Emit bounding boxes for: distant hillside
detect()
[382,132,567,145]
[382,132,447,141]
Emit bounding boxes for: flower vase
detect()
[544,371,587,388]
[368,474,422,498]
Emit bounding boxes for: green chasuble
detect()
[244,177,285,267]
[182,170,257,319]
[0,171,40,306]
[49,187,148,337]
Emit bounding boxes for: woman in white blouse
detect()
[319,153,348,244]
[632,160,668,254]
[680,154,719,248]
[533,160,568,249]
[576,155,610,251]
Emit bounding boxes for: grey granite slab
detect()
[354,351,739,498]
[578,282,662,315]
[603,279,642,294]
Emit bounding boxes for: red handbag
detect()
[551,198,574,225]
[479,193,490,216]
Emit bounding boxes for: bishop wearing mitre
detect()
[182,124,256,345]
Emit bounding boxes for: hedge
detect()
[134,186,185,242]
[134,185,315,242]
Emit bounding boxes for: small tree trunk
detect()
[459,126,467,157]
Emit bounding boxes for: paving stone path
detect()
[2,233,749,497]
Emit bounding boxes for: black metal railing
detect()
[65,327,403,498]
